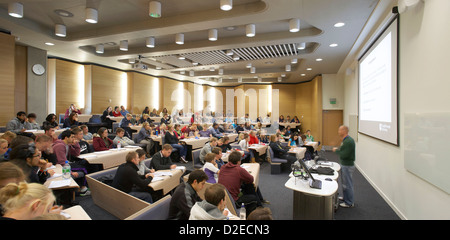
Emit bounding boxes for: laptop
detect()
[298,160,322,189]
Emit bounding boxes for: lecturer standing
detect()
[333,125,356,208]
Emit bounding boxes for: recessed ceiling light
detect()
[301,74,306,76]
[316,58,323,62]
[329,43,338,47]
[306,68,312,71]
[85,8,98,23]
[54,9,74,17]
[334,22,345,28]
[45,42,55,46]
[220,0,233,11]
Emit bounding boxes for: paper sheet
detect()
[48,179,71,189]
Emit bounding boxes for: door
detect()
[322,110,343,147]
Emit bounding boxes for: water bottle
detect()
[239,203,246,220]
[155,130,158,136]
[62,161,71,179]
[117,141,121,149]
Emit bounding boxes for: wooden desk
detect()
[279,122,301,128]
[304,141,319,151]
[82,147,138,169]
[248,144,268,156]
[63,205,91,220]
[222,150,244,162]
[44,164,80,201]
[77,114,93,123]
[148,167,185,195]
[288,147,306,160]
[242,163,260,189]
[180,137,210,149]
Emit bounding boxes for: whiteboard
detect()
[404,112,450,194]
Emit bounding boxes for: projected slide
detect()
[358,17,398,145]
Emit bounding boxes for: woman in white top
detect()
[238,133,254,162]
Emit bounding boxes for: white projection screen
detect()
[358,16,399,146]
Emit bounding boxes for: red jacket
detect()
[93,137,113,151]
[218,162,254,201]
[249,135,259,145]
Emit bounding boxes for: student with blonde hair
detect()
[0,162,25,189]
[0,182,57,220]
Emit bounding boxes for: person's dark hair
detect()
[211,147,222,155]
[247,207,273,220]
[10,136,34,149]
[59,130,73,140]
[9,144,36,160]
[27,113,37,119]
[125,151,138,163]
[45,114,57,122]
[16,111,26,117]
[136,149,146,158]
[187,169,208,184]
[71,127,82,135]
[162,144,173,151]
[228,151,242,164]
[204,183,226,206]
[97,127,108,136]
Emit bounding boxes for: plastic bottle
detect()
[155,130,158,136]
[239,203,246,220]
[62,161,71,179]
[117,141,121,149]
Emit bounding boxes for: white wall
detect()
[342,0,450,220]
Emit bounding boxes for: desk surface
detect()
[149,167,185,195]
[82,147,138,169]
[43,164,79,190]
[63,205,92,220]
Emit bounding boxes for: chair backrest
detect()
[224,188,238,216]
[89,115,102,123]
[268,147,274,161]
[125,195,172,220]
[192,148,202,169]
[230,143,241,150]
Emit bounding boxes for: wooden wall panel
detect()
[91,65,127,114]
[0,33,16,125]
[14,45,27,114]
[55,59,84,115]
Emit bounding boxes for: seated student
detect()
[119,113,134,139]
[211,147,225,169]
[43,113,59,130]
[63,112,80,129]
[164,125,187,163]
[101,106,114,129]
[203,153,220,183]
[112,106,122,117]
[135,149,154,176]
[239,133,254,162]
[120,105,129,117]
[198,124,212,137]
[0,139,9,162]
[218,151,265,210]
[93,127,113,151]
[0,162,26,189]
[131,114,141,125]
[285,126,292,137]
[291,116,300,123]
[160,114,171,125]
[111,151,156,204]
[247,207,273,220]
[269,134,296,165]
[134,122,155,157]
[0,182,57,220]
[168,169,208,220]
[288,133,301,147]
[9,144,54,184]
[305,130,314,142]
[52,130,89,194]
[278,115,285,123]
[150,144,177,171]
[217,137,231,153]
[160,107,169,117]
[209,123,224,139]
[80,125,93,143]
[199,137,218,164]
[6,111,27,135]
[150,108,158,117]
[263,114,271,123]
[113,127,135,147]
[24,113,40,130]
[70,127,97,171]
[235,123,245,133]
[64,104,81,120]
[182,124,198,138]
[243,122,252,131]
[248,130,259,145]
[139,114,151,125]
[189,183,229,220]
[142,106,150,116]
[174,124,185,139]
[157,123,167,136]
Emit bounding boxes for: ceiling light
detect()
[129,58,136,64]
[45,42,55,46]
[8,2,23,18]
[301,74,306,76]
[278,77,282,82]
[210,67,215,72]
[85,8,98,24]
[220,0,232,11]
[334,22,345,28]
[208,29,218,41]
[54,9,73,17]
[149,1,161,18]
[189,70,194,76]
[175,33,184,45]
[178,55,185,60]
[316,58,323,62]
[281,74,286,77]
[250,67,256,74]
[306,68,312,71]
[120,40,128,51]
[289,18,300,32]
[233,55,240,61]
[180,70,185,74]
[226,50,233,56]
[192,62,199,66]
[156,66,162,70]
[96,44,104,54]
[329,43,338,47]
[285,64,291,72]
[146,37,155,48]
[297,42,306,50]
[246,63,252,68]
[219,69,224,75]
[55,24,66,37]
[246,24,255,37]
[291,58,298,64]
